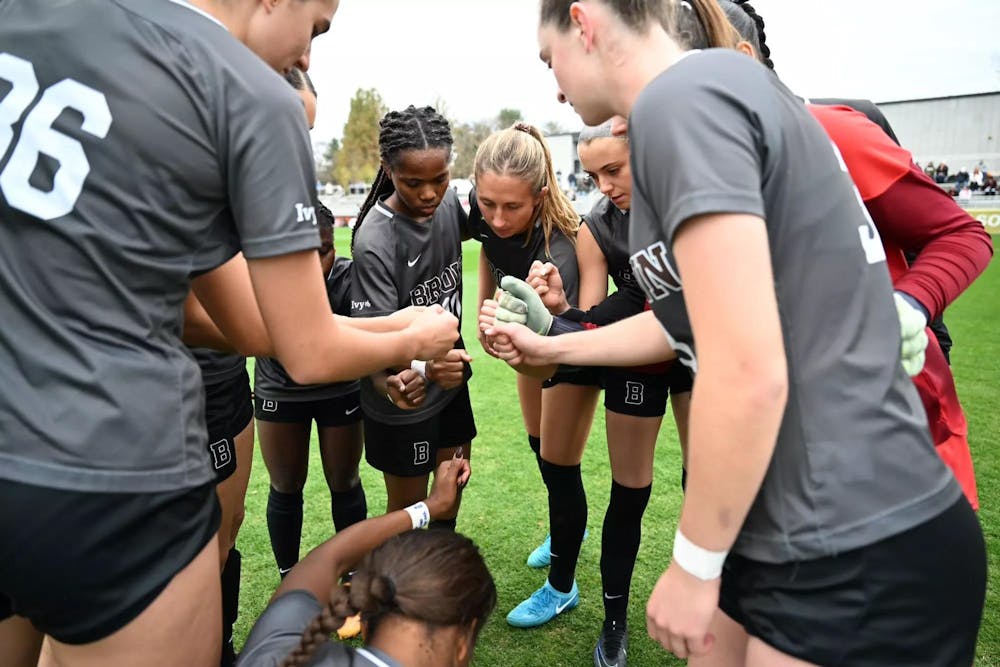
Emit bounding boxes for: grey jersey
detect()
[350,190,468,424]
[238,590,403,667]
[191,349,247,385]
[584,196,640,293]
[255,257,359,401]
[468,190,580,304]
[627,50,959,563]
[0,0,321,492]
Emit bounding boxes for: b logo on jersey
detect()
[413,441,430,466]
[261,399,278,413]
[209,439,233,471]
[295,203,317,225]
[625,381,645,406]
[629,241,681,302]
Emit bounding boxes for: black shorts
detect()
[603,363,692,417]
[254,391,362,428]
[542,365,603,389]
[0,479,220,644]
[719,498,986,666]
[364,384,476,477]
[204,368,254,484]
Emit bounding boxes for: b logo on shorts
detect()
[209,439,233,470]
[261,399,278,413]
[625,381,645,406]
[413,441,430,466]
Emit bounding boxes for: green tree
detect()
[334,88,387,187]
[316,138,340,185]
[451,120,493,179]
[496,107,523,130]
[543,121,565,136]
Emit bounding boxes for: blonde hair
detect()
[474,123,579,254]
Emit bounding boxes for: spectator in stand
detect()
[936,162,950,183]
[971,167,984,190]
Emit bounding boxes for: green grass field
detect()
[234,229,999,666]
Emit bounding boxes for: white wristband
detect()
[403,501,430,530]
[672,528,728,581]
[410,360,427,379]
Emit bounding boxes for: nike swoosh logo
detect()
[345,406,360,415]
[279,567,293,575]
[407,254,422,267]
[555,596,576,614]
[604,593,623,600]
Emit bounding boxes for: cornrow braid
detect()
[724,0,775,70]
[351,105,454,251]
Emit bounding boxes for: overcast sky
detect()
[308,0,1000,142]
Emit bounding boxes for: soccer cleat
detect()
[594,620,628,667]
[506,579,579,628]
[526,529,589,568]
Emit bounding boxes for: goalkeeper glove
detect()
[894,291,928,376]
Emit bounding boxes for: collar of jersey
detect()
[166,0,227,30]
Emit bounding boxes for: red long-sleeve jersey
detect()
[810,104,993,508]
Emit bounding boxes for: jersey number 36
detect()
[0,52,112,221]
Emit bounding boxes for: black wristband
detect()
[561,307,586,323]
[548,315,585,337]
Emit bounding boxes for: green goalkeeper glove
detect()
[894,292,928,376]
[495,276,553,335]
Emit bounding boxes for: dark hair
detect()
[284,67,317,96]
[317,201,334,256]
[720,0,774,70]
[539,0,739,50]
[281,530,497,667]
[352,105,453,250]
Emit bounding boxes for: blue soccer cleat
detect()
[507,579,580,628]
[526,529,589,568]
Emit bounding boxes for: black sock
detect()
[220,547,241,667]
[540,459,587,593]
[528,434,543,474]
[428,517,457,531]
[600,481,652,626]
[681,466,688,491]
[267,487,303,577]
[331,481,367,533]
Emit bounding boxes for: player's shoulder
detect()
[116,0,295,109]
[584,196,616,228]
[352,203,397,252]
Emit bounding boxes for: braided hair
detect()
[351,105,453,250]
[720,0,775,70]
[280,530,497,667]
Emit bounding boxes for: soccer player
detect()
[350,105,476,528]
[254,70,367,590]
[238,454,495,667]
[469,123,601,628]
[486,0,986,664]
[523,119,693,664]
[0,1,457,665]
[717,0,993,512]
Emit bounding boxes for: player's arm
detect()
[190,252,272,356]
[274,453,471,603]
[487,309,675,368]
[576,224,610,311]
[673,212,787,551]
[866,163,993,319]
[476,248,500,357]
[246,251,456,385]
